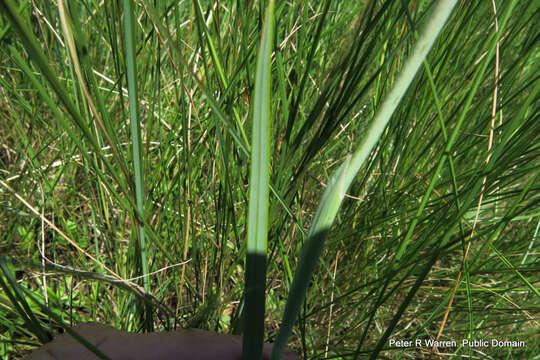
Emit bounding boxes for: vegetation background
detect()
[0,0,538,359]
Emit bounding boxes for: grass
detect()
[243,1,273,359]
[0,0,539,359]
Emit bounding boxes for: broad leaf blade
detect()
[242,1,274,360]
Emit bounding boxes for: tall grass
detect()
[243,1,273,359]
[0,0,539,359]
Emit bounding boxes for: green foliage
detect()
[0,0,538,359]
[243,1,273,359]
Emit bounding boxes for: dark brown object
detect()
[25,322,299,360]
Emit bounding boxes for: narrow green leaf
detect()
[122,0,149,294]
[271,1,458,358]
[270,157,350,360]
[242,1,274,359]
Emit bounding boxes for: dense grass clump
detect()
[0,0,539,359]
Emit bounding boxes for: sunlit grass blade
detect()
[270,157,349,360]
[122,0,149,295]
[242,1,274,359]
[270,1,458,358]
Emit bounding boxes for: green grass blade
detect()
[343,0,458,193]
[242,1,273,359]
[270,1,458,358]
[270,157,350,360]
[122,0,149,294]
